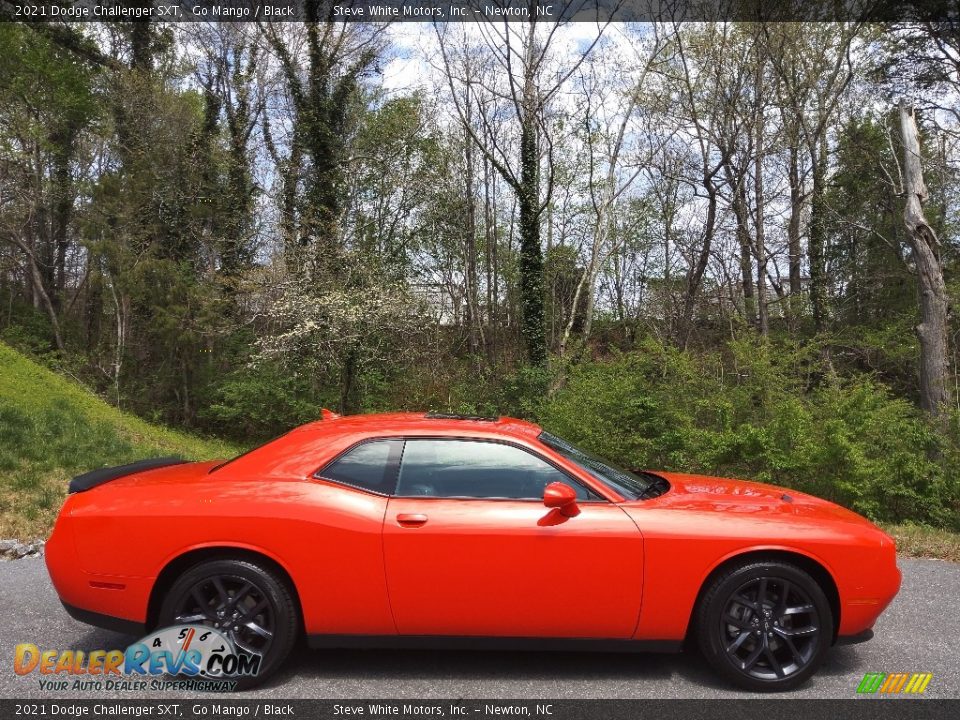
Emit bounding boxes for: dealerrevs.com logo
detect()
[856,672,934,695]
[14,625,260,692]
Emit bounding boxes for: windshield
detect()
[538,431,661,501]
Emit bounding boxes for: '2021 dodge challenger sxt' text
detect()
[46,411,901,691]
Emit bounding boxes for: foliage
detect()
[200,362,323,443]
[538,338,960,529]
[253,272,432,414]
[827,116,916,329]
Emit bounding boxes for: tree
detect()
[826,117,914,332]
[557,26,667,357]
[0,24,99,353]
[667,23,735,348]
[898,104,952,421]
[192,23,263,281]
[261,9,384,275]
[763,23,860,333]
[436,13,611,366]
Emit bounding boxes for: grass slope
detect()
[0,342,240,539]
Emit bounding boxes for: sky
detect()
[380,20,638,94]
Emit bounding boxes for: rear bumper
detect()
[61,601,145,637]
[47,517,152,633]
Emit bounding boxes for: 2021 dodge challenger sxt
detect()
[46,411,901,691]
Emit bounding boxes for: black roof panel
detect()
[424,412,500,422]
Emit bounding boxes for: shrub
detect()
[199,363,323,443]
[539,338,959,529]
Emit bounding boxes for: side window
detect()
[317,440,400,495]
[395,439,593,500]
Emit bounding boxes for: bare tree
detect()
[435,8,613,365]
[898,104,951,421]
[668,23,737,348]
[763,23,860,333]
[557,25,670,358]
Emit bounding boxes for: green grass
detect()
[0,342,240,539]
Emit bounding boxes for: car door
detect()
[382,438,643,639]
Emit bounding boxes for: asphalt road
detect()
[0,557,956,700]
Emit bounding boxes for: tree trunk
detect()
[808,134,828,333]
[130,13,153,72]
[899,104,951,421]
[681,171,718,349]
[6,232,65,353]
[559,222,602,359]
[787,139,803,326]
[517,79,546,367]
[264,113,302,275]
[483,145,498,364]
[732,182,756,327]
[84,250,103,352]
[339,344,361,415]
[463,116,481,356]
[51,126,76,310]
[755,143,769,337]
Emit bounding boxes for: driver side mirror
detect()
[543,482,580,517]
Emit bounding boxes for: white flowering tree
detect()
[254,274,431,413]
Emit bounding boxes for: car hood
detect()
[647,471,879,528]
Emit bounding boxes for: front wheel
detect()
[696,560,833,691]
[158,558,299,689]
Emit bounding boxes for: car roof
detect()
[212,411,547,479]
[291,411,542,440]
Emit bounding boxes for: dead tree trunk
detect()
[899,104,951,421]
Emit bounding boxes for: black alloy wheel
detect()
[159,558,298,688]
[172,574,275,657]
[697,560,833,691]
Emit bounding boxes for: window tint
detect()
[318,440,399,494]
[396,439,593,500]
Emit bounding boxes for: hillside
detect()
[0,342,240,539]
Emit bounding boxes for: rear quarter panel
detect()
[55,461,395,635]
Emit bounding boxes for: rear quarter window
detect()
[316,440,401,495]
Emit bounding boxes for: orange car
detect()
[46,411,901,691]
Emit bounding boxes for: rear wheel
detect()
[158,558,298,689]
[696,560,833,691]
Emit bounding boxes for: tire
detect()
[695,560,833,692]
[158,558,299,689]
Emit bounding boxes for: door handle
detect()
[396,513,428,527]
